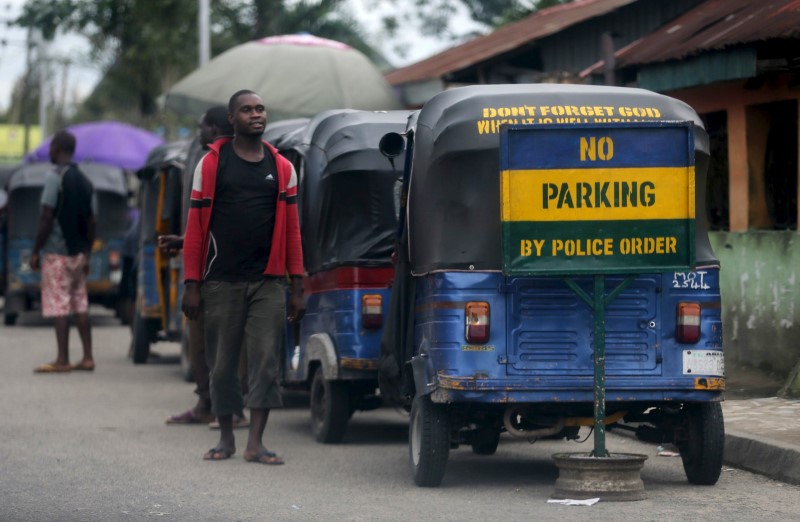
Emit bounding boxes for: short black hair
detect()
[204,106,234,136]
[228,89,257,113]
[52,130,76,154]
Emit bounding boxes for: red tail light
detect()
[362,294,382,329]
[465,301,490,344]
[109,251,121,270]
[676,302,701,343]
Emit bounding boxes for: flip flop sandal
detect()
[244,450,284,465]
[70,362,95,371]
[203,447,235,460]
[166,410,215,425]
[33,363,72,373]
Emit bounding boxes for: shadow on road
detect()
[4,308,122,329]
[281,408,409,446]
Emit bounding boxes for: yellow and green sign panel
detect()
[500,122,695,275]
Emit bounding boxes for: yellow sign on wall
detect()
[0,125,42,159]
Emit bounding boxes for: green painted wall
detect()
[709,231,800,376]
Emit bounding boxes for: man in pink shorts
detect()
[31,130,97,373]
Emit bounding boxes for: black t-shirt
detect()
[58,164,94,256]
[204,143,278,281]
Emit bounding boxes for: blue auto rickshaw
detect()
[131,140,190,363]
[0,165,16,295]
[4,162,129,325]
[279,110,411,442]
[379,84,724,487]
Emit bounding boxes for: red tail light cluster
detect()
[109,251,121,270]
[362,294,383,329]
[465,301,490,344]
[676,302,701,343]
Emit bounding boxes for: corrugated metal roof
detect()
[583,0,800,74]
[385,0,638,85]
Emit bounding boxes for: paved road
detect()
[2,308,799,521]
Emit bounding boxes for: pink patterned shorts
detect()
[41,253,89,318]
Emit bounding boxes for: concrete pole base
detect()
[551,452,648,502]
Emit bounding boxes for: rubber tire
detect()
[131,313,151,364]
[409,394,450,487]
[4,312,17,326]
[681,402,725,485]
[471,430,500,456]
[310,367,350,443]
[179,331,194,382]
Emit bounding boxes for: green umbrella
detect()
[164,34,400,120]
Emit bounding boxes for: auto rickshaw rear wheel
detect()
[409,394,450,487]
[470,429,500,455]
[4,312,17,325]
[680,402,725,485]
[131,313,151,364]
[179,331,194,382]
[310,366,350,443]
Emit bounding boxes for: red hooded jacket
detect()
[183,137,304,282]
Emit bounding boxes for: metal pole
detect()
[601,32,615,87]
[22,28,32,154]
[198,0,210,66]
[37,32,48,140]
[592,274,607,457]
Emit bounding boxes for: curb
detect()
[724,431,800,485]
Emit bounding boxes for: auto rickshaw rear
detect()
[131,140,190,363]
[379,84,723,487]
[3,162,129,324]
[279,109,411,442]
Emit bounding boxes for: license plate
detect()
[682,350,724,376]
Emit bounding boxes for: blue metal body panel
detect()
[414,270,723,404]
[6,239,37,292]
[284,286,391,383]
[6,238,123,297]
[137,242,160,313]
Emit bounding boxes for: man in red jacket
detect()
[182,90,305,465]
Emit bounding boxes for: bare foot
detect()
[203,444,235,460]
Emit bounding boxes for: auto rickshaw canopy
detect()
[296,109,412,274]
[405,84,716,275]
[6,162,129,241]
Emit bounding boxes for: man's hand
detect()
[29,252,40,271]
[158,234,184,257]
[287,277,305,323]
[182,282,202,320]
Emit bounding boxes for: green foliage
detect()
[15,0,379,123]
[369,0,572,61]
[462,0,573,27]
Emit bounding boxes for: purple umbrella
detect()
[26,120,164,171]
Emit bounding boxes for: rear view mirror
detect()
[379,132,405,159]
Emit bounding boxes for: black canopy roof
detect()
[137,140,191,180]
[300,110,412,274]
[7,161,127,195]
[262,118,310,149]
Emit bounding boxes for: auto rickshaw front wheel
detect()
[310,366,350,443]
[409,394,450,487]
[131,313,151,364]
[680,402,725,485]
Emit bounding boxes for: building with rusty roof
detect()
[385,0,800,394]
